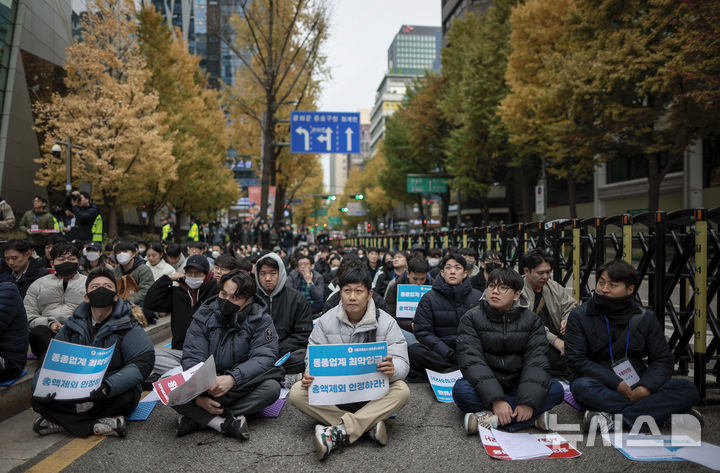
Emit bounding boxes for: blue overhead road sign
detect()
[290,111,361,154]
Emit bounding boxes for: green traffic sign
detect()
[312,208,328,217]
[328,216,343,226]
[406,176,447,194]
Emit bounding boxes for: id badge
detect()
[611,358,640,387]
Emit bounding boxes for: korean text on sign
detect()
[396,284,432,319]
[308,342,389,405]
[34,339,115,400]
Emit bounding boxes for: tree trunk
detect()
[147,208,156,234]
[568,174,577,219]
[481,196,490,227]
[417,195,426,230]
[520,170,531,222]
[647,153,660,212]
[259,102,274,224]
[174,212,184,241]
[440,190,450,227]
[274,184,287,230]
[108,203,118,238]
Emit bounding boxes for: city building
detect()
[441,0,492,47]
[369,25,441,155]
[0,0,73,211]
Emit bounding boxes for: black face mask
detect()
[384,261,394,272]
[593,292,636,325]
[55,262,78,277]
[484,262,502,274]
[87,287,116,308]
[219,298,242,317]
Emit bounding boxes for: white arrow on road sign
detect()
[345,127,353,151]
[317,127,333,151]
[295,126,310,150]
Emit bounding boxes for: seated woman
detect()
[171,270,282,440]
[31,269,155,437]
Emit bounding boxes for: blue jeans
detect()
[452,378,564,432]
[571,377,699,428]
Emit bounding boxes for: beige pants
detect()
[288,380,410,443]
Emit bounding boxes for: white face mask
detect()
[116,252,133,265]
[185,276,204,289]
[85,252,100,262]
[212,251,220,259]
[428,258,440,267]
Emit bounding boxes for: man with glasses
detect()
[145,255,219,376]
[452,267,563,434]
[409,252,482,375]
[522,249,577,378]
[255,252,312,377]
[565,260,701,432]
[24,243,87,357]
[288,253,325,315]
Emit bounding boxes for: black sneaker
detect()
[32,417,65,436]
[221,414,249,440]
[582,410,614,433]
[176,415,202,437]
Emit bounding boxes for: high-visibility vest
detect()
[91,214,103,242]
[187,222,199,242]
[52,216,60,231]
[162,223,172,240]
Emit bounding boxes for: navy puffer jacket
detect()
[0,274,28,380]
[182,296,279,386]
[413,276,482,360]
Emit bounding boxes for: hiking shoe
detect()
[32,417,65,436]
[314,424,349,460]
[464,411,498,435]
[365,420,387,446]
[221,414,249,440]
[582,410,614,434]
[176,415,202,437]
[533,411,551,431]
[282,373,303,390]
[93,416,126,437]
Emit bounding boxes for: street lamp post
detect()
[51,138,84,196]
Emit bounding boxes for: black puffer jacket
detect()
[414,277,482,360]
[565,296,673,392]
[182,296,278,386]
[38,299,155,397]
[14,259,50,299]
[0,274,27,380]
[144,274,219,350]
[456,295,551,410]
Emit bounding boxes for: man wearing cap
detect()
[145,254,220,375]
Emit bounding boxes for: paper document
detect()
[479,427,581,460]
[152,356,217,406]
[604,433,684,461]
[425,369,462,402]
[491,428,553,459]
[676,442,720,471]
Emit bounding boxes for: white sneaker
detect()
[365,420,387,446]
[533,411,551,431]
[464,411,498,435]
[93,416,126,437]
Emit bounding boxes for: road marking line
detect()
[24,436,104,473]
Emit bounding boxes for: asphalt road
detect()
[14,382,720,473]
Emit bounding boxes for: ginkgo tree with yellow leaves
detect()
[33,0,176,237]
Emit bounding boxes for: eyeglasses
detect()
[487,282,512,294]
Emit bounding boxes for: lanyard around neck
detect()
[605,316,631,364]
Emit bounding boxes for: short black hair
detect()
[137,240,148,248]
[46,235,67,248]
[367,248,379,254]
[295,253,311,264]
[147,242,164,255]
[487,267,524,292]
[165,243,182,258]
[114,241,137,253]
[339,265,372,291]
[392,250,408,260]
[597,260,639,292]
[441,252,467,271]
[33,195,47,204]
[215,254,240,270]
[482,250,503,263]
[187,241,205,249]
[522,249,554,271]
[50,243,80,260]
[458,247,478,260]
[79,191,91,200]
[220,270,256,299]
[407,256,429,274]
[85,269,117,290]
[236,257,253,273]
[4,239,31,254]
[256,255,279,272]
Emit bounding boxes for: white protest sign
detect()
[152,355,217,406]
[308,342,388,406]
[34,339,115,400]
[426,369,462,402]
[396,284,432,318]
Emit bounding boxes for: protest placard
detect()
[479,427,582,460]
[396,284,432,318]
[308,342,388,406]
[425,369,462,402]
[152,355,217,406]
[34,339,115,400]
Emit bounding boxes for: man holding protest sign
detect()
[171,270,282,440]
[288,266,409,460]
[30,269,155,437]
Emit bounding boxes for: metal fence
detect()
[337,208,720,401]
